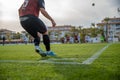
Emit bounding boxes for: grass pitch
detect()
[0,43,120,80]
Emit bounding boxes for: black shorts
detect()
[20,15,47,38]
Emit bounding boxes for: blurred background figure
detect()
[2,36,6,46]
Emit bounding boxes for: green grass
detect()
[0,43,120,80]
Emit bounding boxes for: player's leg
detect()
[20,15,46,57]
[36,18,56,56]
[43,31,56,56]
[28,18,47,57]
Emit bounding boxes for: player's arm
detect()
[38,0,56,27]
[40,8,56,27]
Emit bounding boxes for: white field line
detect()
[40,60,82,65]
[47,58,78,61]
[0,58,79,63]
[0,60,37,63]
[0,59,82,65]
[0,44,111,65]
[82,44,111,64]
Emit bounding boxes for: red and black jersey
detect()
[19,0,45,17]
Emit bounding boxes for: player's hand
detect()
[51,20,56,27]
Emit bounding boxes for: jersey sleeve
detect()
[38,0,45,9]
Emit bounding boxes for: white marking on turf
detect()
[0,60,38,63]
[40,60,82,65]
[0,59,82,65]
[0,44,111,65]
[82,44,111,64]
[47,58,78,61]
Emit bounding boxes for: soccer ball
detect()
[92,3,95,6]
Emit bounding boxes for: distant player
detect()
[2,36,6,46]
[19,0,56,57]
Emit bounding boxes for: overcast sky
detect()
[0,0,120,32]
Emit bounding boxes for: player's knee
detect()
[43,31,48,35]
